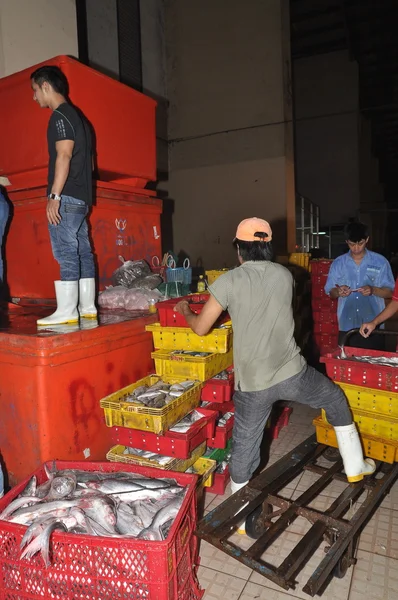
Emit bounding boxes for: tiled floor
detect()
[197,404,398,599]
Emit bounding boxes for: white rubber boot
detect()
[37,281,79,326]
[231,479,249,534]
[334,423,376,483]
[78,278,97,319]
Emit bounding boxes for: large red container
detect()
[0,461,203,600]
[0,55,156,189]
[0,310,157,485]
[5,182,162,299]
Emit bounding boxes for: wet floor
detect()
[0,303,149,337]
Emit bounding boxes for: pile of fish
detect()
[0,466,187,566]
[124,378,197,408]
[212,368,234,380]
[170,350,211,357]
[218,411,234,427]
[344,355,398,367]
[169,409,204,433]
[123,447,174,466]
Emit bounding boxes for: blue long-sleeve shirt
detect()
[324,250,395,331]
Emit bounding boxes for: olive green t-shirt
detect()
[209,261,306,392]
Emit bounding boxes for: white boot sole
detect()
[346,458,376,483]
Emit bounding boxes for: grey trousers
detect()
[230,365,352,484]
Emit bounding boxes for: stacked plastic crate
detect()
[311,260,339,354]
[100,293,233,488]
[312,346,398,463]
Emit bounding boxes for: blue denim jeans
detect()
[0,192,10,283]
[48,195,95,281]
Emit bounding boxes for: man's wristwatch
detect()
[48,193,61,201]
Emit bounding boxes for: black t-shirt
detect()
[47,102,92,205]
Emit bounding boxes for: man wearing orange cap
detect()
[175,217,374,533]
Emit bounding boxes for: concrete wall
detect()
[165,0,295,266]
[294,50,360,227]
[0,0,78,77]
[86,0,119,79]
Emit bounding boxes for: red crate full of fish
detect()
[321,347,398,391]
[207,412,234,449]
[0,461,203,600]
[201,400,235,414]
[201,367,234,403]
[156,294,230,327]
[110,408,218,460]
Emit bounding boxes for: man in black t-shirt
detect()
[30,65,97,326]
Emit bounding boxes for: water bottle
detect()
[148,298,157,314]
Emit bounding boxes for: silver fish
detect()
[138,494,184,540]
[19,476,37,498]
[20,519,67,567]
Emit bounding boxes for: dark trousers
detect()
[338,330,386,351]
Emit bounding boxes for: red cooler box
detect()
[6,182,162,299]
[0,311,156,485]
[0,55,156,188]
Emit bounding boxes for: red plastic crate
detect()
[207,415,234,449]
[314,333,338,351]
[269,407,293,439]
[0,461,203,600]
[321,347,398,391]
[314,321,339,334]
[201,367,234,403]
[312,297,337,311]
[310,260,333,276]
[206,465,230,495]
[110,408,218,459]
[312,310,337,324]
[156,294,229,327]
[203,400,235,414]
[311,274,329,287]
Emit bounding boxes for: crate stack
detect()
[314,346,398,463]
[311,260,339,354]
[99,293,233,490]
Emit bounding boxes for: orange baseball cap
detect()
[234,217,272,242]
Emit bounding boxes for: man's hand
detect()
[358,285,373,296]
[174,300,190,315]
[360,321,376,338]
[47,199,61,225]
[337,285,351,297]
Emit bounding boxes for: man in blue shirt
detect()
[325,222,394,349]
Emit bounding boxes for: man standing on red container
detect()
[30,65,97,326]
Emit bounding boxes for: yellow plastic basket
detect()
[188,457,217,488]
[337,382,398,418]
[313,416,398,464]
[321,408,398,441]
[146,322,233,354]
[205,269,229,285]
[106,441,207,471]
[100,375,203,434]
[152,348,234,382]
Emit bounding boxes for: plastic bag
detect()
[111,257,152,288]
[98,286,128,309]
[124,288,162,311]
[128,274,162,290]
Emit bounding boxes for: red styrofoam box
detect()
[207,415,234,449]
[0,311,157,486]
[156,294,229,328]
[0,461,203,600]
[0,55,156,190]
[110,408,218,460]
[321,347,398,391]
[312,297,337,311]
[6,182,162,298]
[310,260,333,276]
[314,321,339,334]
[203,400,235,414]
[206,465,230,495]
[201,367,234,403]
[312,310,338,324]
